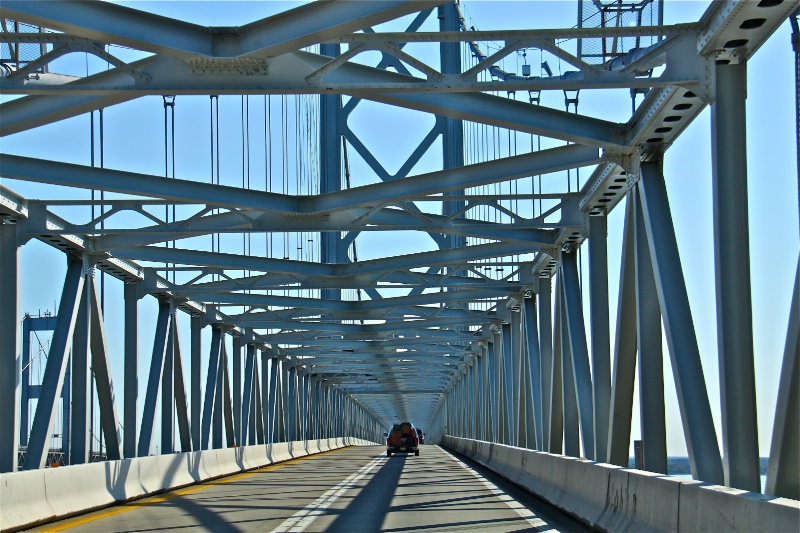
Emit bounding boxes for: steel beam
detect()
[190,315,203,451]
[712,62,760,492]
[233,336,243,445]
[588,214,610,461]
[172,319,191,453]
[23,260,85,470]
[138,301,171,457]
[69,269,90,465]
[638,161,723,484]
[0,1,211,57]
[607,197,638,467]
[161,305,175,455]
[487,339,498,443]
[634,192,666,474]
[0,154,297,213]
[538,277,554,452]
[305,144,601,213]
[201,326,222,450]
[559,279,580,458]
[123,282,138,459]
[766,258,800,500]
[523,297,543,450]
[0,222,20,472]
[238,1,447,58]
[89,276,122,460]
[561,252,595,460]
[221,341,235,447]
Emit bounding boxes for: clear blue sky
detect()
[2,1,797,460]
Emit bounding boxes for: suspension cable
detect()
[791,9,799,236]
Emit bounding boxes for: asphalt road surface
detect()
[31,445,588,532]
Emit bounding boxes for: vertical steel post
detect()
[550,276,564,454]
[0,222,20,472]
[124,282,139,459]
[524,297,543,450]
[212,338,224,449]
[24,260,85,470]
[712,62,760,492]
[487,339,499,442]
[222,344,235,448]
[190,315,203,451]
[560,280,580,458]
[320,43,343,303]
[201,326,221,450]
[268,357,279,443]
[562,252,596,460]
[511,311,525,446]
[242,344,255,445]
[634,192,667,474]
[233,336,243,446]
[20,317,30,448]
[539,277,554,452]
[70,267,91,465]
[260,351,270,444]
[607,196,638,466]
[638,160,723,484]
[765,258,799,499]
[287,366,297,441]
[589,214,611,462]
[172,319,191,453]
[253,353,264,445]
[138,301,170,457]
[161,304,175,455]
[89,276,122,460]
[439,1,466,251]
[501,324,516,445]
[301,373,310,441]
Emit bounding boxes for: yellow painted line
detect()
[40,447,348,532]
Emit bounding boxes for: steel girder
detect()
[1,0,796,490]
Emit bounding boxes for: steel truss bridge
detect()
[0,0,798,510]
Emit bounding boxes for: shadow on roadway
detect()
[322,453,406,532]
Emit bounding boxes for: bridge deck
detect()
[28,445,585,532]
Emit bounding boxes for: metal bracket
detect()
[603,147,641,190]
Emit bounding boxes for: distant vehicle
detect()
[385,421,419,457]
[415,428,424,444]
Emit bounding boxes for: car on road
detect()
[415,428,424,444]
[385,422,419,457]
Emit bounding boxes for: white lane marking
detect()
[441,448,557,532]
[270,455,385,532]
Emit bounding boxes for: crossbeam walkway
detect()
[28,446,584,533]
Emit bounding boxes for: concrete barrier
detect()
[442,436,800,532]
[0,437,376,532]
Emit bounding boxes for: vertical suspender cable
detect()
[791,9,799,235]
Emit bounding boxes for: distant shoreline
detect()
[627,456,769,476]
